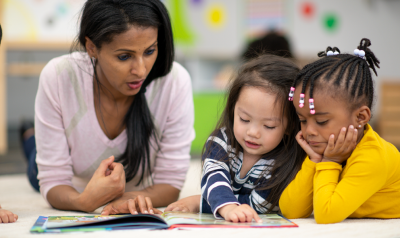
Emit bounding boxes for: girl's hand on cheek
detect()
[296,131,322,163]
[322,125,358,164]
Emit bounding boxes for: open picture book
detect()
[30,211,298,233]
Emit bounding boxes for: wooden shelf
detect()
[7,63,47,77]
[4,41,72,50]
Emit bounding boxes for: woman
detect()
[25,0,194,214]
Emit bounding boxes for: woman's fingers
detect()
[128,199,138,215]
[153,207,163,214]
[145,197,155,214]
[136,195,150,214]
[101,204,112,215]
[94,156,115,177]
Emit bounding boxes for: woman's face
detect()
[93,25,158,98]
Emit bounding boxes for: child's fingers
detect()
[342,125,354,148]
[295,131,305,144]
[335,127,347,150]
[243,209,259,223]
[164,203,175,212]
[251,210,262,223]
[1,213,9,223]
[326,134,335,152]
[236,211,246,223]
[344,127,358,154]
[296,131,314,154]
[171,206,182,211]
[14,213,18,222]
[228,213,239,223]
[8,213,15,223]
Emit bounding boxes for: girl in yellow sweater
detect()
[280,38,400,224]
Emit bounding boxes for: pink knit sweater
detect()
[35,52,195,202]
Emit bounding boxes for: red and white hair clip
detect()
[288,87,295,101]
[309,98,315,114]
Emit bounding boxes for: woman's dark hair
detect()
[204,54,306,212]
[73,0,174,184]
[292,38,380,112]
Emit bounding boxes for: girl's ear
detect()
[85,36,98,58]
[354,105,371,128]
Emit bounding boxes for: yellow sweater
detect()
[279,124,400,224]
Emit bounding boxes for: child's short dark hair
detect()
[292,38,380,112]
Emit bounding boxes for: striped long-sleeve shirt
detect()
[200,128,279,218]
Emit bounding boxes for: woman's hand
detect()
[101,194,162,215]
[77,156,126,212]
[101,184,180,215]
[0,205,18,223]
[218,204,262,223]
[322,125,358,164]
[296,131,323,163]
[47,156,126,212]
[165,195,201,213]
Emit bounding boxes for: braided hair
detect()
[289,38,380,113]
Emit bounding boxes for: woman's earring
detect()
[358,125,362,128]
[91,57,96,67]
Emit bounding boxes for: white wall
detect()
[286,0,400,80]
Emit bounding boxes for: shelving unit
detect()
[0,40,70,154]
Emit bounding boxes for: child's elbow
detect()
[282,210,312,219]
[314,211,345,224]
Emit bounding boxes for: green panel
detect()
[191,93,226,155]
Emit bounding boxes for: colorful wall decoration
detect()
[2,0,85,42]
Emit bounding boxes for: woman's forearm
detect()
[123,184,180,207]
[47,185,92,212]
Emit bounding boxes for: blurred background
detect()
[0,0,399,175]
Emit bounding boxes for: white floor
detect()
[0,159,399,238]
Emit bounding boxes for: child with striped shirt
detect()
[167,55,306,222]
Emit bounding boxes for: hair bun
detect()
[357,38,380,76]
[317,46,340,57]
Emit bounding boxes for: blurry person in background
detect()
[0,24,19,223]
[242,31,293,61]
[215,31,293,90]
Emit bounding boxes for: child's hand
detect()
[101,195,162,215]
[296,131,323,163]
[218,204,262,223]
[0,206,18,223]
[165,195,201,213]
[322,125,358,164]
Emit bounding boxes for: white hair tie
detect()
[354,49,365,59]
